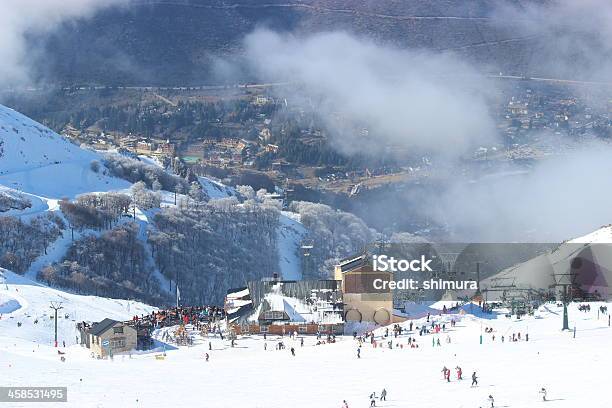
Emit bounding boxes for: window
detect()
[260,326,269,333]
[263,311,286,320]
[110,338,126,349]
[298,326,307,334]
[113,326,124,334]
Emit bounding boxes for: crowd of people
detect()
[128,305,225,348]
[131,305,224,329]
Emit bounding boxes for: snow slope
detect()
[0,104,129,198]
[277,211,307,280]
[197,176,237,200]
[1,272,610,408]
[0,268,155,347]
[483,225,612,297]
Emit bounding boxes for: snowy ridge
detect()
[569,224,612,244]
[0,105,310,317]
[0,104,129,198]
[484,225,612,297]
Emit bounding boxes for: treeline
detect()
[103,154,190,192]
[263,112,398,170]
[149,198,280,305]
[289,201,375,278]
[0,191,32,212]
[18,94,275,141]
[0,214,64,273]
[60,192,132,231]
[38,223,166,304]
[40,190,281,305]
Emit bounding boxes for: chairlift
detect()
[301,239,314,256]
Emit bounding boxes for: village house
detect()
[136,140,155,154]
[155,140,176,156]
[259,128,272,142]
[265,144,279,154]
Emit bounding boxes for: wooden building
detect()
[78,318,137,358]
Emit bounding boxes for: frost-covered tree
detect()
[132,181,161,210]
[289,201,375,278]
[148,200,280,304]
[0,214,64,273]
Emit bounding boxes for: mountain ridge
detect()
[33,0,539,86]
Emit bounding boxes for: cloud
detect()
[240,17,612,242]
[425,141,612,242]
[0,0,128,88]
[243,29,498,159]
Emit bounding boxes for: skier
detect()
[456,366,462,380]
[342,400,349,408]
[539,387,547,401]
[357,347,361,359]
[471,371,478,386]
[369,392,377,407]
[442,366,450,382]
[290,347,295,356]
[380,388,387,401]
[205,353,209,362]
[301,337,304,347]
[488,395,494,408]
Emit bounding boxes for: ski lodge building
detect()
[334,252,395,325]
[225,252,398,335]
[77,318,137,358]
[225,278,344,336]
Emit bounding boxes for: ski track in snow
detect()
[277,211,306,280]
